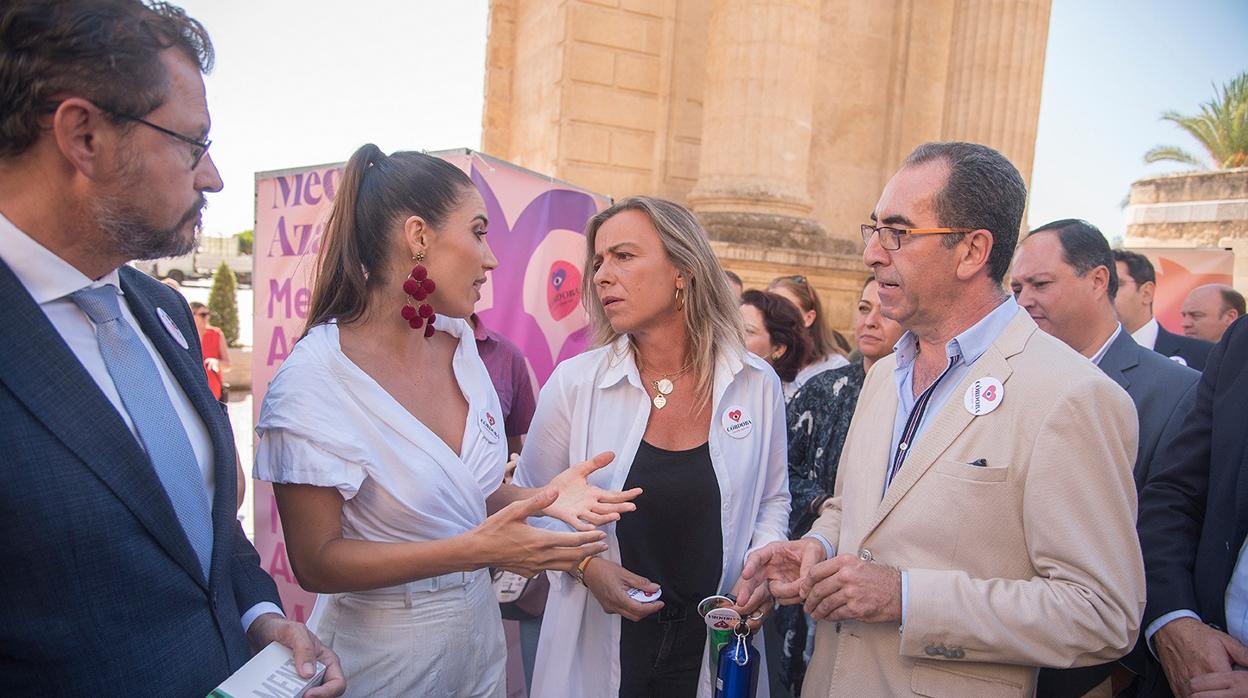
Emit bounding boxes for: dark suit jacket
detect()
[1153,324,1213,372]
[1134,317,1248,697]
[1037,330,1199,697]
[0,261,280,695]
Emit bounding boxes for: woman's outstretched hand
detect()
[474,487,609,578]
[543,452,642,531]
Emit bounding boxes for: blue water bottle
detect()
[714,621,760,698]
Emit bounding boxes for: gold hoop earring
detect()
[675,286,685,312]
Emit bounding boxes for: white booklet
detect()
[206,641,326,698]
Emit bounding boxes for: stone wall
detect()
[1125,168,1248,248]
[481,0,1052,331]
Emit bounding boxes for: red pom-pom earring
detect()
[401,252,437,337]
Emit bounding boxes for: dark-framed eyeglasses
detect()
[43,100,211,169]
[860,224,975,251]
[113,112,212,169]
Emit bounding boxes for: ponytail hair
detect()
[304,144,474,334]
[767,274,849,360]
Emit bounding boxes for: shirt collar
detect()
[0,210,121,303]
[597,336,645,390]
[1131,317,1159,349]
[893,296,1019,369]
[470,314,492,343]
[1091,324,1124,366]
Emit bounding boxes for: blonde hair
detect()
[768,275,851,359]
[581,196,744,405]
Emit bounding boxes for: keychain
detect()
[713,619,760,698]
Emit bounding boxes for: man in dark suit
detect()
[1135,316,1248,697]
[0,2,343,695]
[1113,249,1213,370]
[1012,219,1199,697]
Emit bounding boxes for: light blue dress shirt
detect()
[807,297,1020,625]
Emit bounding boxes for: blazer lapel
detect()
[1097,331,1138,393]
[0,261,208,588]
[861,313,1029,539]
[120,269,237,587]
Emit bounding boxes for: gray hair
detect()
[904,142,1027,283]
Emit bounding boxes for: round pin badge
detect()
[626,587,662,604]
[704,607,742,631]
[721,405,753,439]
[698,594,735,618]
[156,307,190,350]
[478,408,501,444]
[963,377,1004,416]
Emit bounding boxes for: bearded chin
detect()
[94,195,205,261]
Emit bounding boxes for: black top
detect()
[617,440,722,608]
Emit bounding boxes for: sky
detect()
[1030,0,1248,242]
[182,0,1248,243]
[178,0,488,237]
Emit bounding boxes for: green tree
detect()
[208,261,240,347]
[235,229,254,255]
[1145,71,1248,169]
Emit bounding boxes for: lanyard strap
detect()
[887,354,959,488]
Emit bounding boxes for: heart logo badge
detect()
[721,405,753,439]
[546,261,582,321]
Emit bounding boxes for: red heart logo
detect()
[546,261,582,321]
[983,385,997,402]
[729,410,742,422]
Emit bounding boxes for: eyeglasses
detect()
[44,100,211,169]
[860,224,975,251]
[113,112,212,169]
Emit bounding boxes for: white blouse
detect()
[515,337,790,698]
[254,319,506,552]
[786,351,851,401]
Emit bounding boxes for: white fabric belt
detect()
[354,569,482,598]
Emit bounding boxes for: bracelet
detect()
[572,555,595,585]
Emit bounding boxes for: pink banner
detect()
[1132,248,1234,334]
[250,151,608,631]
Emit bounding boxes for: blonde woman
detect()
[516,197,790,697]
[768,275,852,391]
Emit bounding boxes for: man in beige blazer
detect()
[742,142,1144,697]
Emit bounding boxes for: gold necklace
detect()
[641,359,692,410]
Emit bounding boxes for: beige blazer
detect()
[804,311,1144,698]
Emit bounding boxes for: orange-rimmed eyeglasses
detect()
[860,224,974,251]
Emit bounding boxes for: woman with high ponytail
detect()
[254,144,639,696]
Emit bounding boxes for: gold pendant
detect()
[653,393,667,409]
[656,378,674,395]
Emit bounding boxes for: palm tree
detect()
[1144,70,1248,169]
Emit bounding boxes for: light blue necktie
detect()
[71,285,214,579]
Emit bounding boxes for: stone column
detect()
[941,0,1052,186]
[687,0,828,250]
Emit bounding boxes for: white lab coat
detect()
[516,337,790,698]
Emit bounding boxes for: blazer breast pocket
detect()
[933,458,1009,483]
